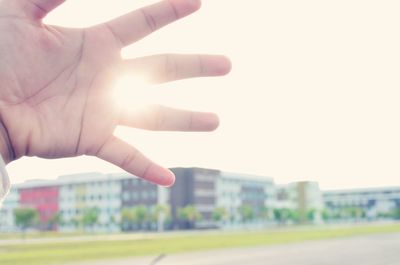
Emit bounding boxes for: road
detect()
[73,233,400,265]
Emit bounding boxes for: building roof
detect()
[15,172,136,189]
[220,171,274,183]
[323,186,400,195]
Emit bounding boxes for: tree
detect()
[273,208,282,224]
[121,206,152,231]
[14,207,39,235]
[108,215,118,232]
[153,204,171,232]
[47,212,63,231]
[288,209,300,223]
[212,207,229,224]
[71,216,83,230]
[259,206,271,222]
[132,205,149,230]
[343,207,365,222]
[273,208,292,225]
[306,209,317,222]
[239,205,254,224]
[321,209,331,221]
[178,205,202,229]
[121,208,135,231]
[391,208,400,220]
[81,208,100,231]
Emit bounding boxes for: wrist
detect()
[0,114,15,164]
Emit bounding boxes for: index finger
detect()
[103,0,201,47]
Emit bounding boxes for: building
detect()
[2,168,398,233]
[0,168,275,232]
[0,187,19,232]
[119,173,168,231]
[216,171,275,227]
[0,172,170,233]
[274,181,324,224]
[170,168,275,229]
[170,168,219,229]
[58,173,125,232]
[323,186,400,220]
[18,181,59,230]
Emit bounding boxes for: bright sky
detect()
[7,0,400,190]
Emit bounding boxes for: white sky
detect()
[7,0,400,190]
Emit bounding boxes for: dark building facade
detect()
[121,178,158,208]
[170,168,220,229]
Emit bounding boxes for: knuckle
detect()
[187,112,194,131]
[164,54,178,81]
[167,0,180,20]
[197,55,205,75]
[140,8,157,33]
[120,151,137,169]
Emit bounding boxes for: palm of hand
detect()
[0,0,231,186]
[1,16,120,159]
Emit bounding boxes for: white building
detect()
[0,188,19,232]
[58,173,124,232]
[323,186,400,220]
[216,172,275,226]
[275,181,324,224]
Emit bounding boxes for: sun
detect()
[112,75,156,110]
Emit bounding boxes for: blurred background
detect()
[1,0,400,265]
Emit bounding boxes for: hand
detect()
[0,0,231,186]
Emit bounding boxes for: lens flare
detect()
[112,75,155,109]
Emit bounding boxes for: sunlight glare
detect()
[112,75,155,110]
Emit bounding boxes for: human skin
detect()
[0,0,231,186]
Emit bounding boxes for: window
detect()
[122,192,130,201]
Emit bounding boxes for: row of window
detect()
[60,194,120,202]
[122,191,158,201]
[60,208,119,216]
[324,191,400,199]
[326,198,400,207]
[63,181,120,190]
[122,179,150,186]
[219,191,267,200]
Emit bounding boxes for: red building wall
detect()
[19,186,59,224]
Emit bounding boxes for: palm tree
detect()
[238,205,254,224]
[81,207,100,232]
[212,207,229,227]
[178,205,202,229]
[47,212,63,231]
[14,207,39,236]
[153,204,171,232]
[132,205,149,231]
[120,208,135,231]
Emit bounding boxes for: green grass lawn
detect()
[1,224,400,265]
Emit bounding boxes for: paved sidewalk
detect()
[71,233,400,265]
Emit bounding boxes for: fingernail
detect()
[148,165,175,187]
[193,112,220,131]
[163,171,176,187]
[217,56,232,75]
